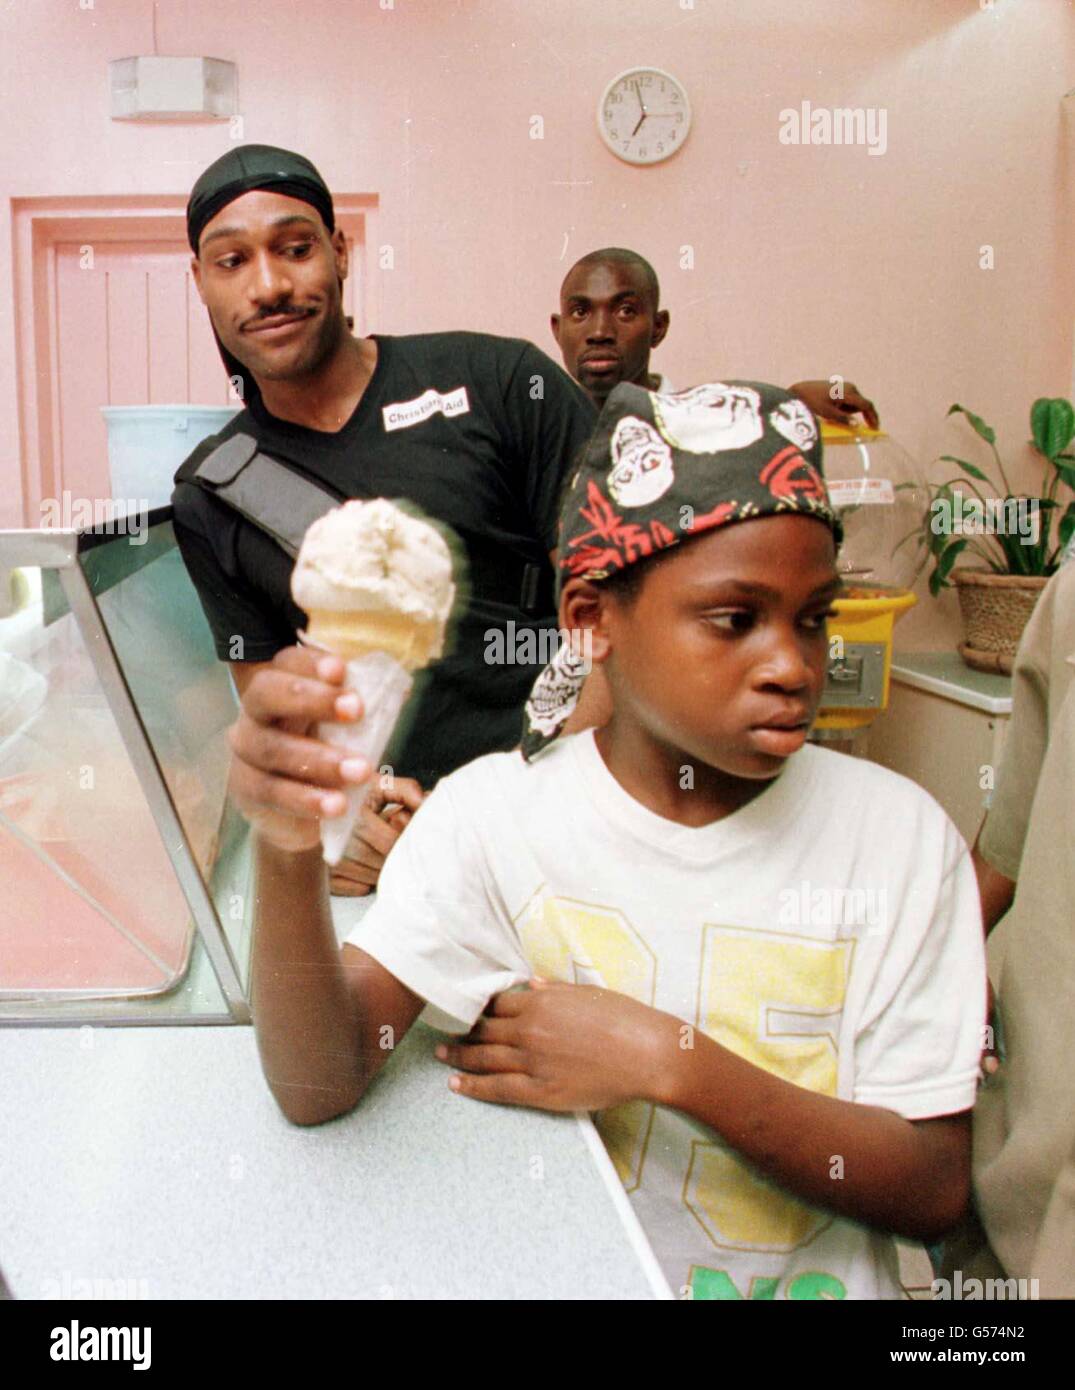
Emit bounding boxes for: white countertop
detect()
[890,651,1012,716]
[0,1022,669,1300]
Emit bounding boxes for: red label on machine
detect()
[826,477,895,507]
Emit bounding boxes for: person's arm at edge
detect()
[788,379,880,430]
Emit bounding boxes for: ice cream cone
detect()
[304,610,442,672]
[314,650,414,866]
[290,498,458,866]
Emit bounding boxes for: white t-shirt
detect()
[346,733,984,1301]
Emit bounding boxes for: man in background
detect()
[551,245,880,427]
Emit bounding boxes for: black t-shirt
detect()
[171,331,596,785]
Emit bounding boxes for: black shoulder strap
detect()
[188,430,555,616]
[190,432,342,559]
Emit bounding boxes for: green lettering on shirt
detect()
[787,1271,847,1300]
[689,1268,779,1300]
[688,1267,848,1300]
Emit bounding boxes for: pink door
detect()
[16,198,369,529]
[54,239,232,504]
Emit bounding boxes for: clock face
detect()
[598,67,692,165]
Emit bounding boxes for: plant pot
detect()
[952,570,1048,674]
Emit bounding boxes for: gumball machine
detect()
[812,421,929,740]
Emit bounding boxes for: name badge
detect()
[382,386,470,433]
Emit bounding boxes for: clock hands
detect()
[600,71,688,162]
[631,79,648,137]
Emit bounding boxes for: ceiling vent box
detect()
[109,57,237,121]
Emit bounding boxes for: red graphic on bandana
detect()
[760,445,827,503]
[689,500,738,535]
[564,480,677,577]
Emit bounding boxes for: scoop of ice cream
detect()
[291,499,456,669]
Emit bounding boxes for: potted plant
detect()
[906,397,1075,673]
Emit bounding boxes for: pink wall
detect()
[2,0,1073,646]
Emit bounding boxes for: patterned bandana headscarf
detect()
[520,379,842,760]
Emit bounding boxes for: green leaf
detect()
[938,454,991,482]
[933,539,968,590]
[928,492,953,553]
[1056,461,1075,491]
[940,538,967,576]
[997,532,1021,573]
[966,540,1008,573]
[929,526,947,557]
[1031,397,1075,460]
[948,403,996,445]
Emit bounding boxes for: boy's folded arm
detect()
[443,979,970,1242]
[252,837,424,1126]
[663,1029,971,1242]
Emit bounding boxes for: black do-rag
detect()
[187,143,335,253]
[520,379,843,760]
[187,144,336,409]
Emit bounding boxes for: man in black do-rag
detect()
[173,144,599,895]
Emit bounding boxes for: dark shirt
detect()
[171,331,596,785]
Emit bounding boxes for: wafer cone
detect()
[305,610,442,671]
[311,646,415,866]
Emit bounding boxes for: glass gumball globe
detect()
[821,423,929,593]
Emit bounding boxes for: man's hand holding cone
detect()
[227,646,374,856]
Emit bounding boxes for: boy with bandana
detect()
[232,382,986,1300]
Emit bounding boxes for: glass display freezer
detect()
[0,512,250,1023]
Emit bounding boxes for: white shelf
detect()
[890,651,1012,716]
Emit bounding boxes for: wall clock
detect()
[597,67,692,165]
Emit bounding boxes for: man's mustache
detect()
[243,304,317,328]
